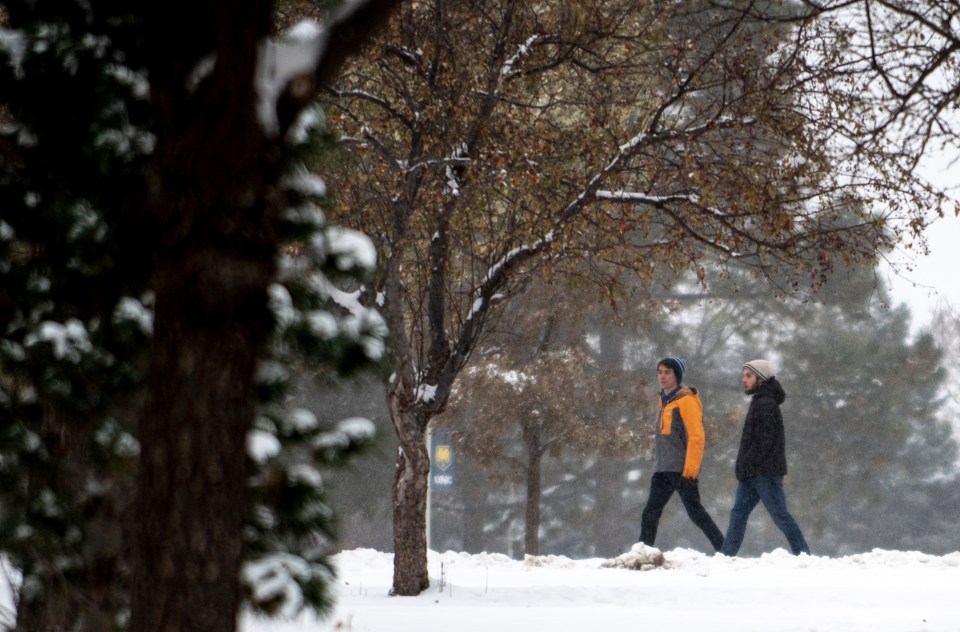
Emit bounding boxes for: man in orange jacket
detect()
[639,356,725,552]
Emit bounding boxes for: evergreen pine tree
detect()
[1,1,392,628]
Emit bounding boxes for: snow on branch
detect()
[415,383,438,403]
[595,190,702,205]
[560,114,749,222]
[460,231,556,332]
[303,273,388,361]
[327,88,396,113]
[256,21,327,136]
[256,0,402,137]
[444,143,469,197]
[618,131,648,153]
[242,553,318,618]
[482,231,556,288]
[0,28,26,79]
[23,319,93,363]
[501,34,539,80]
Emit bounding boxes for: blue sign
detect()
[430,430,455,492]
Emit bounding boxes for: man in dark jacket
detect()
[719,359,810,556]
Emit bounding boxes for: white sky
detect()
[881,152,960,331]
[242,546,960,632]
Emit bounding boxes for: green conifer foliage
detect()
[0,1,389,628]
[0,4,153,627]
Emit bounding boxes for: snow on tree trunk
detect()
[388,390,431,596]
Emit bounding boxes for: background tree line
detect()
[318,256,960,560]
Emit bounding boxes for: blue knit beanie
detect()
[658,356,687,383]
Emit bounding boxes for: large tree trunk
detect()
[132,289,266,632]
[131,2,276,630]
[388,391,431,596]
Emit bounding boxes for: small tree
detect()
[320,0,936,594]
[441,282,650,556]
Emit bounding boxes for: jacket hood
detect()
[755,376,785,404]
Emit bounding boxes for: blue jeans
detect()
[720,476,810,556]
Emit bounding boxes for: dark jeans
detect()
[720,475,810,556]
[640,471,725,551]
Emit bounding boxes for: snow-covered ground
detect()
[243,545,960,632]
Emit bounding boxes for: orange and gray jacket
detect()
[654,386,706,478]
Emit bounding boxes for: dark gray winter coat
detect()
[734,377,788,481]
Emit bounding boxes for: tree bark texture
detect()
[134,306,261,632]
[131,2,276,630]
[388,390,431,596]
[128,0,405,624]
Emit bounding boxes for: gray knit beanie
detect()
[743,359,774,381]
